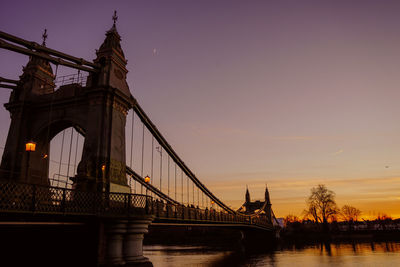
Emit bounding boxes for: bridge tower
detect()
[243,185,273,223]
[0,15,156,267]
[0,20,133,194]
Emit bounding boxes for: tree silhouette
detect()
[305,184,338,231]
[341,205,361,222]
[284,214,300,226]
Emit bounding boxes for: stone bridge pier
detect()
[100,216,154,267]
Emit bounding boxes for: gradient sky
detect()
[1,0,400,219]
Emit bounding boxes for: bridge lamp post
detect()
[25,141,36,179]
[144,175,150,196]
[101,164,106,189]
[144,175,151,212]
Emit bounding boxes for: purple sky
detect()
[1,0,400,218]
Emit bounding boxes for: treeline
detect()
[282,184,399,235]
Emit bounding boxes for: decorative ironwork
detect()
[0,180,273,230]
[112,11,118,27]
[0,181,151,217]
[42,29,48,46]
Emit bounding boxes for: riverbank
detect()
[280,229,400,244]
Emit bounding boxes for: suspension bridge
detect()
[0,13,278,266]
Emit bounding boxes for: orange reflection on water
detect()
[314,242,400,256]
[145,242,400,267]
[268,242,400,267]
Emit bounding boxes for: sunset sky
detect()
[1,1,400,219]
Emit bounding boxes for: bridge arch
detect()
[29,118,86,188]
[48,126,84,189]
[28,119,87,186]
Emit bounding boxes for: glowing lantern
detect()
[25,141,36,152]
[101,165,106,171]
[144,176,150,183]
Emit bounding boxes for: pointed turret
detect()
[265,184,271,204]
[18,29,55,96]
[97,12,125,59]
[245,185,250,203]
[90,10,130,96]
[264,184,273,223]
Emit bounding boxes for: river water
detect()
[144,241,400,267]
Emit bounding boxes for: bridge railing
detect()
[148,200,272,229]
[0,180,152,217]
[0,180,273,229]
[54,73,87,88]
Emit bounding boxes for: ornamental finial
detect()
[112,10,118,27]
[42,29,48,46]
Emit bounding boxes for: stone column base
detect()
[123,217,154,266]
[100,216,154,267]
[104,220,128,266]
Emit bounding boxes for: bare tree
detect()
[305,184,338,229]
[303,202,320,223]
[341,205,361,222]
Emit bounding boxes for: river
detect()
[144,241,400,266]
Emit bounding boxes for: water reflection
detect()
[144,241,400,267]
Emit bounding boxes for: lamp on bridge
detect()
[144,175,151,212]
[101,164,106,185]
[144,175,150,196]
[25,141,36,152]
[24,140,36,180]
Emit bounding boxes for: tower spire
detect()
[265,183,271,204]
[19,28,54,95]
[245,185,250,203]
[90,10,129,95]
[110,10,118,32]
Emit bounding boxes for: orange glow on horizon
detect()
[212,175,400,220]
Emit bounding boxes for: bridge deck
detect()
[0,181,273,231]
